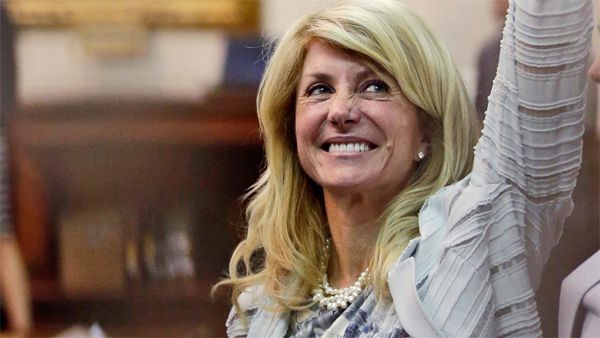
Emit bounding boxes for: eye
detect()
[363,80,389,94]
[306,83,332,96]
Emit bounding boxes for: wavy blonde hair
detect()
[214,0,479,313]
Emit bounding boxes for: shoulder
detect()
[225,285,264,337]
[239,285,265,310]
[226,284,292,337]
[412,176,514,279]
[419,175,511,238]
[559,251,600,337]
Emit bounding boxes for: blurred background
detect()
[0,0,597,337]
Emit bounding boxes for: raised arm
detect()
[471,0,593,284]
[388,1,594,337]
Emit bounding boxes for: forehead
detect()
[299,40,397,89]
[300,40,373,75]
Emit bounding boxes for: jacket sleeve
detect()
[389,1,594,337]
[470,0,593,289]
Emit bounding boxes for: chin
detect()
[319,175,379,194]
[317,171,408,200]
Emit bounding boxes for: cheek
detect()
[294,111,303,144]
[294,110,314,163]
[380,107,423,154]
[294,106,321,145]
[294,106,325,176]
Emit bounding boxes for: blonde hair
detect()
[214,0,479,313]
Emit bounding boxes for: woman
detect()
[215,0,593,336]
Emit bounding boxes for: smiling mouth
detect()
[322,142,376,153]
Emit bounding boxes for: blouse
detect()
[226,0,594,336]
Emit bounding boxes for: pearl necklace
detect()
[312,238,370,311]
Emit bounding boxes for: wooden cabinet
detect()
[8,90,261,336]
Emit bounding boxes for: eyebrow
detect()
[299,68,376,85]
[300,72,333,84]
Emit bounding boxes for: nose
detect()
[327,94,360,128]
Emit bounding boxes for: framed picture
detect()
[6,0,260,31]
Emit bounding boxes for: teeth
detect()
[327,143,372,153]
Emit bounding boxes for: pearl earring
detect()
[417,151,426,160]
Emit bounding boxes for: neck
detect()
[323,190,390,288]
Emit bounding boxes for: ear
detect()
[414,107,433,161]
[415,133,430,162]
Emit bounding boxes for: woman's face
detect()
[295,40,428,199]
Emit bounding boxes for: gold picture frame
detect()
[7,0,260,32]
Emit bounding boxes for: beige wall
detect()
[15,0,600,104]
[16,0,498,103]
[17,29,227,102]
